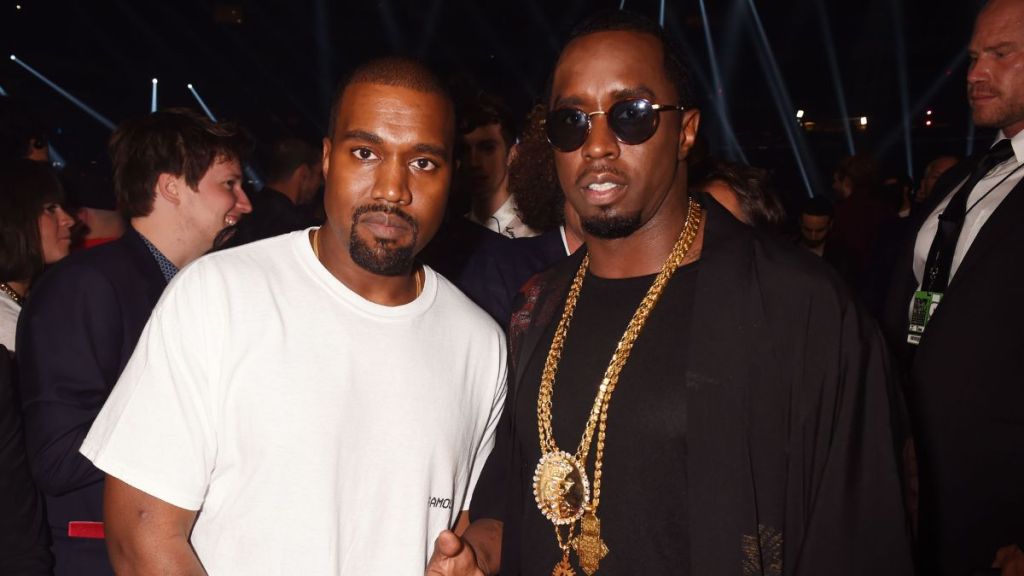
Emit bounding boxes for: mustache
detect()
[352,203,418,228]
[576,164,628,186]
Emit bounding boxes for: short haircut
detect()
[327,57,453,141]
[834,154,879,195]
[109,108,250,219]
[697,160,786,228]
[260,137,320,184]
[801,195,835,218]
[457,90,516,150]
[0,158,65,280]
[554,10,696,109]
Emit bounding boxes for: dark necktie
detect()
[921,139,1015,292]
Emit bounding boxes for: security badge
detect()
[907,290,942,345]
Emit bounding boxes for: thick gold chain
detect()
[536,199,702,516]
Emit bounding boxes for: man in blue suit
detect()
[16,108,252,575]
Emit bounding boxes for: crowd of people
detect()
[0,3,1022,575]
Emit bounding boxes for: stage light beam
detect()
[186,83,218,122]
[9,54,116,130]
[697,0,748,163]
[745,0,817,198]
[186,83,264,189]
[813,0,855,155]
[151,78,158,113]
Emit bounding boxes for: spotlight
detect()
[925,120,933,127]
[796,109,805,119]
[152,78,158,84]
[186,83,193,90]
[9,54,116,130]
[926,109,933,116]
[860,116,868,126]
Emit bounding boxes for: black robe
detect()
[471,202,913,575]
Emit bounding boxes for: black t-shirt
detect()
[509,263,698,574]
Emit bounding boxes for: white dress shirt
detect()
[467,195,540,239]
[913,130,1024,285]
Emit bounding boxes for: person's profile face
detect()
[321,83,452,274]
[184,157,251,247]
[548,30,697,240]
[36,201,74,264]
[967,0,1024,135]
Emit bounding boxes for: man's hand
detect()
[993,544,1024,576]
[425,530,484,576]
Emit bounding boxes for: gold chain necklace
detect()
[533,199,702,576]
[0,282,25,307]
[311,228,422,296]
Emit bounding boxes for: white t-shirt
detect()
[81,230,507,575]
[0,294,19,352]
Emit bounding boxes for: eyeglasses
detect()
[544,98,684,153]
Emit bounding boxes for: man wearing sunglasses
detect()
[428,10,911,576]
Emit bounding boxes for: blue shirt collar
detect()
[137,233,179,282]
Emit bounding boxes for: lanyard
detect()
[964,160,1024,216]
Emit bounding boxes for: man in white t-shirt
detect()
[80,57,507,575]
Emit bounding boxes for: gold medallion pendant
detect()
[534,200,703,576]
[534,451,590,524]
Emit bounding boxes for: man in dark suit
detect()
[228,136,322,245]
[15,109,252,575]
[883,1,1024,574]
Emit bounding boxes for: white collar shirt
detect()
[467,195,539,239]
[913,130,1024,285]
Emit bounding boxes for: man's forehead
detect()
[336,83,452,145]
[973,1,1024,46]
[461,123,502,143]
[551,30,670,105]
[208,156,241,175]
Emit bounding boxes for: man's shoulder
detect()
[704,206,855,312]
[28,235,149,307]
[189,231,305,278]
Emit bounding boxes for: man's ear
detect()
[321,138,332,179]
[156,173,183,206]
[677,108,701,162]
[293,163,311,187]
[507,141,520,167]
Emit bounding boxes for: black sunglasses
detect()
[544,98,684,153]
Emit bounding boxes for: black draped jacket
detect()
[472,202,913,575]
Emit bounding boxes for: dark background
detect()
[0,0,986,208]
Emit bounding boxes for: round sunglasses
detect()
[544,98,685,153]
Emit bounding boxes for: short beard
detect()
[581,211,642,239]
[349,205,419,276]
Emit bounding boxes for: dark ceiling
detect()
[1,0,982,196]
